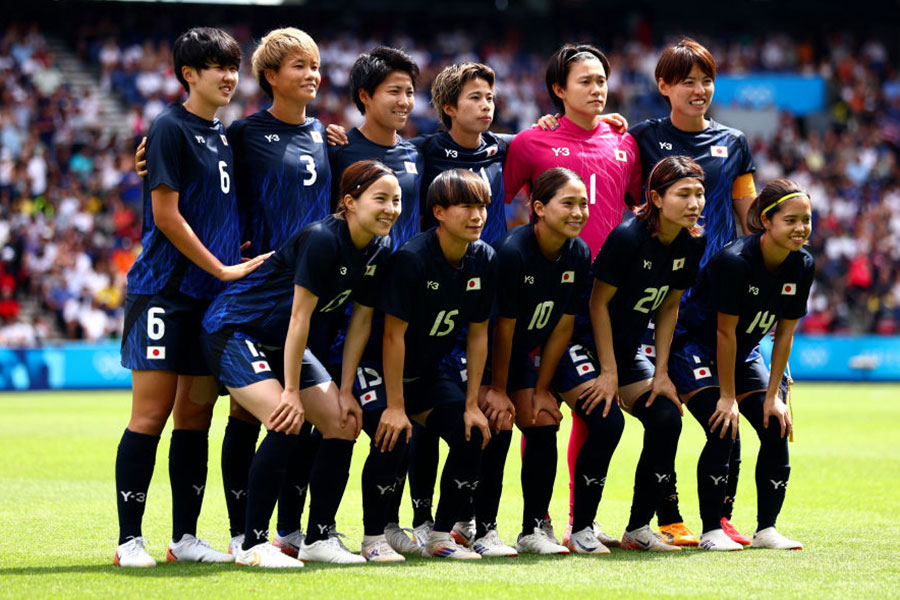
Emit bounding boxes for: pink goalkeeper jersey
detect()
[504,116,643,257]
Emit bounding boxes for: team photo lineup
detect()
[113,24,815,569]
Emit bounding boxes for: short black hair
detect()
[545,44,610,114]
[173,27,242,93]
[349,46,419,114]
[426,168,491,215]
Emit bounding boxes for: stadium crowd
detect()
[0,21,898,343]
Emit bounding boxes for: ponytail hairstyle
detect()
[529,167,584,221]
[336,160,395,215]
[746,178,809,234]
[636,156,705,237]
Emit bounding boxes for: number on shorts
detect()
[356,367,383,389]
[147,307,165,340]
[633,286,669,314]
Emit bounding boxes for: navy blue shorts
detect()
[204,329,331,391]
[354,350,468,415]
[353,357,388,412]
[669,341,783,397]
[121,290,209,375]
[482,347,541,392]
[552,340,655,394]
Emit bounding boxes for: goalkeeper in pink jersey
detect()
[504,43,642,257]
[503,43,641,548]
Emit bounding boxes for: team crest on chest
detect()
[466,277,481,291]
[711,145,728,158]
[220,134,229,146]
[781,283,796,295]
[673,258,685,271]
[561,271,574,283]
[614,149,627,162]
[365,264,377,277]
[404,161,418,174]
[311,131,323,143]
[485,145,498,157]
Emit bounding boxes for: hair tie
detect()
[762,192,807,215]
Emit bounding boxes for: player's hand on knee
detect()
[135,136,147,178]
[531,388,563,425]
[218,251,274,281]
[764,396,791,438]
[647,373,683,415]
[578,372,618,417]
[271,389,305,434]
[480,386,515,431]
[326,123,348,146]
[709,396,739,439]
[338,387,363,438]
[464,405,491,449]
[375,406,411,453]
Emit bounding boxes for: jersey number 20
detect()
[633,286,669,314]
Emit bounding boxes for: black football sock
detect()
[385,452,408,525]
[474,429,512,539]
[305,438,355,544]
[628,393,682,532]
[169,429,208,542]
[243,431,298,549]
[276,423,317,535]
[571,399,625,533]
[520,425,558,536]
[361,411,409,536]
[723,434,741,521]
[428,403,483,533]
[687,389,734,533]
[739,394,790,531]
[221,416,259,538]
[116,429,160,544]
[408,423,439,527]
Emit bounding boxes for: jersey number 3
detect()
[300,154,317,187]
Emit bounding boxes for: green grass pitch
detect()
[1,383,898,599]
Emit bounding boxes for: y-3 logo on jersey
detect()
[264,134,280,143]
[524,275,535,285]
[659,141,673,151]
[194,135,205,144]
[552,147,570,157]
[445,149,458,158]
[643,260,653,270]
[426,281,439,290]
[748,285,759,295]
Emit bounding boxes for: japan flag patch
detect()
[220,135,229,146]
[252,361,272,374]
[360,390,377,405]
[781,283,797,295]
[485,145,499,157]
[577,362,596,375]
[693,367,712,379]
[614,149,628,162]
[147,346,166,360]
[673,257,685,271]
[466,277,481,291]
[311,131,323,143]
[404,161,418,174]
[365,264,377,277]
[561,270,575,283]
[640,344,656,357]
[711,145,728,158]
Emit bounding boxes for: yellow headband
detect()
[762,192,808,215]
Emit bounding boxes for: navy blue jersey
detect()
[202,216,391,355]
[628,117,755,270]
[329,128,423,248]
[493,223,590,354]
[128,103,241,299]
[380,229,497,378]
[674,233,814,361]
[227,111,332,253]
[590,218,706,357]
[411,131,510,244]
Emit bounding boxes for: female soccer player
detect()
[115,27,268,568]
[485,167,590,555]
[201,160,399,567]
[669,179,812,551]
[551,156,706,554]
[377,168,495,560]
[504,43,641,548]
[628,38,758,546]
